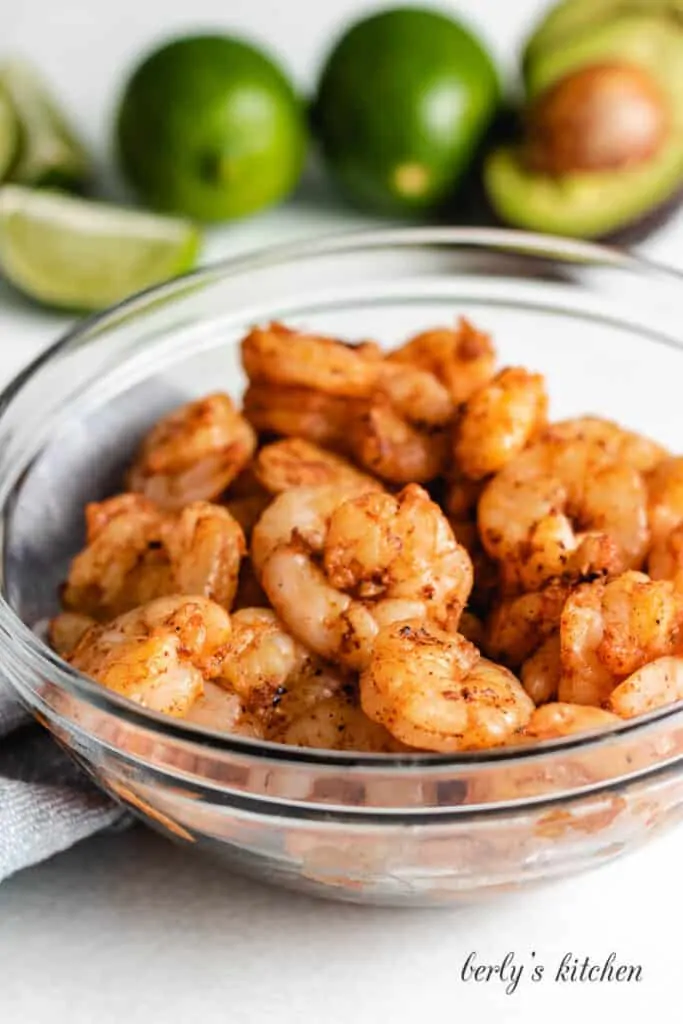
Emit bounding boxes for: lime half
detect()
[0,185,201,310]
[0,59,91,190]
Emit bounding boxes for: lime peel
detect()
[0,185,201,311]
[0,59,91,190]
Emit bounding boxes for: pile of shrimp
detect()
[48,318,683,754]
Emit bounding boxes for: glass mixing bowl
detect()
[2,227,683,907]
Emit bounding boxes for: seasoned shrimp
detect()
[62,493,173,620]
[521,633,561,705]
[278,693,405,752]
[220,607,346,728]
[521,702,620,740]
[254,438,381,495]
[647,456,683,543]
[69,595,232,716]
[479,417,657,592]
[608,656,683,718]
[486,578,570,666]
[185,681,263,737]
[348,398,449,484]
[243,383,352,451]
[453,367,548,481]
[242,322,381,396]
[546,417,667,472]
[559,571,683,706]
[128,393,256,509]
[375,361,454,427]
[48,612,96,658]
[649,522,683,592]
[361,620,534,752]
[348,360,454,484]
[62,494,245,620]
[388,318,496,404]
[252,483,473,670]
[163,501,246,610]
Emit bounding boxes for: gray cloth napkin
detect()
[0,680,127,883]
[0,382,185,883]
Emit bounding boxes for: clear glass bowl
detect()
[2,227,683,907]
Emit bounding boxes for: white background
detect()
[1,1,682,1021]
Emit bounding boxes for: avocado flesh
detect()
[525,15,683,101]
[524,1,683,72]
[485,139,683,239]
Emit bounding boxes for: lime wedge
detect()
[0,86,18,181]
[0,185,201,310]
[0,59,91,190]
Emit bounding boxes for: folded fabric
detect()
[0,680,126,883]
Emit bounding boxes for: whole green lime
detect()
[116,34,307,222]
[312,7,500,215]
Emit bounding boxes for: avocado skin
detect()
[600,184,683,245]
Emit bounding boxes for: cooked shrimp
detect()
[388,317,496,404]
[69,595,232,716]
[162,501,246,610]
[278,693,405,752]
[607,656,683,718]
[521,633,561,704]
[128,393,256,509]
[48,612,96,658]
[559,571,683,706]
[243,383,352,451]
[521,702,620,740]
[375,361,454,427]
[219,607,345,726]
[546,417,667,471]
[254,438,381,495]
[361,620,533,752]
[185,681,263,737]
[62,494,245,619]
[479,417,655,592]
[347,359,454,484]
[647,456,683,543]
[348,398,449,483]
[241,322,382,396]
[252,483,473,670]
[62,493,173,620]
[486,578,570,666]
[649,522,683,592]
[453,367,548,481]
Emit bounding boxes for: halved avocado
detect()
[485,13,683,240]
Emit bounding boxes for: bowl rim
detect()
[4,223,683,769]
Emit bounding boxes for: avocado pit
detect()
[525,63,669,175]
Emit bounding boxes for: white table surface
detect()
[2,1,682,1020]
